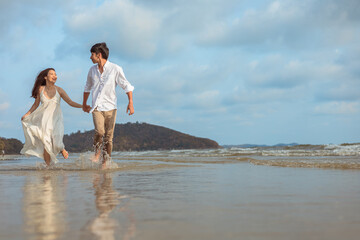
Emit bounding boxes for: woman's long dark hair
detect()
[31,68,55,98]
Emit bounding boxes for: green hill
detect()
[63,122,221,152]
[0,137,23,154]
[1,122,220,154]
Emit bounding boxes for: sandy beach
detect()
[0,147,360,240]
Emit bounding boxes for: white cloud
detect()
[195,90,220,109]
[316,81,360,102]
[58,0,246,60]
[241,55,313,89]
[198,0,360,50]
[0,0,75,34]
[60,0,164,59]
[0,121,12,129]
[0,102,9,111]
[314,101,359,115]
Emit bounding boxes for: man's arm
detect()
[126,91,134,115]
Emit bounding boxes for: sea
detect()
[0,143,359,240]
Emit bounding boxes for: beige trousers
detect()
[92,109,117,156]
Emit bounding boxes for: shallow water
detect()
[0,146,360,240]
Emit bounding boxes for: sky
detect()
[0,0,359,145]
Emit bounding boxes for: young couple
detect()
[21,42,134,167]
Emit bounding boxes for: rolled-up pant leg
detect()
[103,109,117,156]
[92,109,105,152]
[92,109,117,157]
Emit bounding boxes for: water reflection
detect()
[22,173,67,240]
[85,173,136,240]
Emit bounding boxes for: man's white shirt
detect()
[84,60,134,113]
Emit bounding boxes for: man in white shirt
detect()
[82,42,134,165]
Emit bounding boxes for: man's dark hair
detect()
[90,42,109,60]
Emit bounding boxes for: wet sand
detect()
[0,153,360,240]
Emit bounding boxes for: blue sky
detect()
[0,0,359,145]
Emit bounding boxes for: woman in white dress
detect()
[21,68,87,166]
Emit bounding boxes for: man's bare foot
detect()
[101,162,108,170]
[61,149,69,159]
[92,152,101,163]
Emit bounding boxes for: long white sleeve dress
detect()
[21,88,64,164]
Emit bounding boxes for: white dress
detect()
[21,88,64,164]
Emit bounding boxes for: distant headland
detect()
[64,122,221,152]
[0,122,221,154]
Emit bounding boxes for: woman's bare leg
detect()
[43,149,51,166]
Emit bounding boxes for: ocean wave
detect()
[1,145,359,172]
[114,144,360,158]
[223,144,360,157]
[250,158,360,169]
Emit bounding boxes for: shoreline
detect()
[1,156,360,240]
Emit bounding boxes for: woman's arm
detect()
[57,86,82,108]
[21,90,41,120]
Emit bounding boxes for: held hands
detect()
[82,104,132,114]
[82,104,91,113]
